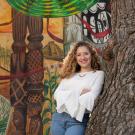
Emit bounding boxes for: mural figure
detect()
[82,1,111,45]
[64,15,83,55]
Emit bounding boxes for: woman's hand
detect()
[80,88,91,96]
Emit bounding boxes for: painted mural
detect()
[0,1,63,134]
[82,0,111,49]
[0,0,111,135]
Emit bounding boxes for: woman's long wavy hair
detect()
[60,41,100,79]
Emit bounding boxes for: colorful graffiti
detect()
[64,15,83,55]
[82,1,111,46]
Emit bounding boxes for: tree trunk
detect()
[85,0,135,135]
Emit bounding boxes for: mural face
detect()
[82,1,111,45]
[64,15,83,55]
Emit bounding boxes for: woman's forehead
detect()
[76,46,90,52]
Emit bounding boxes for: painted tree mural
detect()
[85,0,135,134]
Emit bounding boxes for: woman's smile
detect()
[79,59,89,64]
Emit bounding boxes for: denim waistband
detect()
[53,112,89,122]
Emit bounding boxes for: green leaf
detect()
[42,118,51,125]
[50,82,56,90]
[50,75,58,82]
[44,81,49,95]
[44,97,51,103]
[41,108,50,118]
[48,102,52,110]
[52,84,58,94]
[0,118,8,132]
[45,127,50,135]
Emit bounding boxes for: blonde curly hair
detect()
[60,41,100,79]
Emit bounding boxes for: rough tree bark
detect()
[85,0,135,135]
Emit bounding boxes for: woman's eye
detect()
[84,53,90,56]
[84,52,89,55]
[76,54,81,56]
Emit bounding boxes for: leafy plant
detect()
[0,96,11,135]
[41,67,59,135]
[0,117,8,134]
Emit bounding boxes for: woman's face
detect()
[75,46,91,70]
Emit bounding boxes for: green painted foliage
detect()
[42,68,59,135]
[7,0,98,17]
[0,96,11,135]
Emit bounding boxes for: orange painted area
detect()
[43,18,63,35]
[0,1,64,47]
[0,0,12,33]
[0,68,10,100]
[43,18,64,46]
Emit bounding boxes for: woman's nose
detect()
[80,55,85,59]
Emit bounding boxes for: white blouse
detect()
[54,70,105,122]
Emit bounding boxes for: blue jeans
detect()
[50,112,89,135]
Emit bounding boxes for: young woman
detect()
[51,41,105,135]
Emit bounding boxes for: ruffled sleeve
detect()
[54,79,72,112]
[79,71,105,111]
[54,79,65,100]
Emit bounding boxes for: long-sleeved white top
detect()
[54,70,105,122]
